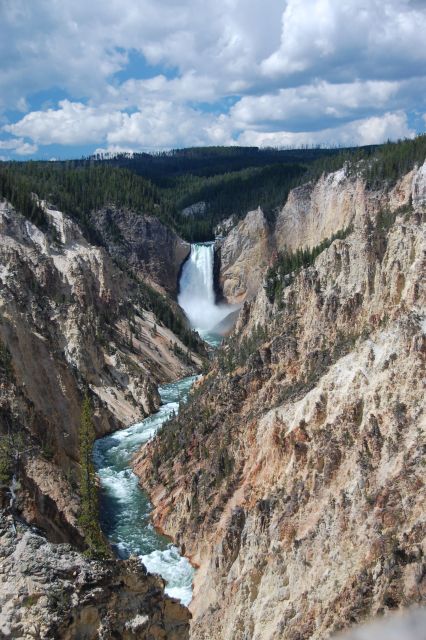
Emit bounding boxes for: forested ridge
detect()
[0,162,166,243]
[1,135,425,242]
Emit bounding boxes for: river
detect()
[93,376,197,605]
[94,243,233,606]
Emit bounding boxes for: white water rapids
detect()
[95,242,234,606]
[94,377,196,605]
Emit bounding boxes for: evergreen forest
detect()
[1,135,425,242]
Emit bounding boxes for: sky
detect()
[0,0,425,160]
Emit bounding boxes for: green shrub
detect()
[78,393,110,558]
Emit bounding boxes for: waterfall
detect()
[178,243,232,333]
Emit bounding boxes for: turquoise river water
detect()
[93,375,197,605]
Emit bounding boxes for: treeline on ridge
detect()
[1,135,425,243]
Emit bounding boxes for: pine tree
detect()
[78,393,109,557]
[0,435,12,486]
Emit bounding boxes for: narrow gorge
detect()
[93,242,235,606]
[0,140,425,639]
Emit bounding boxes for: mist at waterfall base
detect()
[178,243,237,345]
[93,377,196,605]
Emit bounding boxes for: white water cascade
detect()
[178,243,234,335]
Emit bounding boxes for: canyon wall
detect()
[0,198,202,542]
[0,198,200,638]
[135,163,426,639]
[217,164,420,306]
[90,206,190,295]
[216,207,272,304]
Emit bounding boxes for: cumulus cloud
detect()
[0,0,279,110]
[261,0,426,83]
[105,103,226,148]
[5,101,124,145]
[231,80,407,131]
[0,0,425,155]
[0,137,38,155]
[238,112,415,147]
[4,100,234,150]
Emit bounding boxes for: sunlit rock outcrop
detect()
[217,207,272,304]
[0,512,190,639]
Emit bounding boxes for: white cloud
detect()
[0,137,38,155]
[105,73,219,110]
[7,100,412,153]
[261,0,426,83]
[14,141,38,155]
[231,80,405,130]
[4,100,234,150]
[0,0,425,153]
[4,101,124,145]
[238,112,415,148]
[0,0,281,111]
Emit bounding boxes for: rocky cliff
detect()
[135,162,426,639]
[0,512,190,639]
[0,196,200,638]
[216,207,272,305]
[90,206,190,295]
[217,162,424,306]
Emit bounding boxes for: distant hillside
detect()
[2,137,425,241]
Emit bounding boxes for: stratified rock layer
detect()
[218,163,419,305]
[0,199,201,542]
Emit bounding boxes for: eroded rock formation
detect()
[135,163,426,639]
[90,206,190,295]
[216,207,272,304]
[0,198,202,543]
[217,162,423,307]
[0,512,190,639]
[0,197,199,638]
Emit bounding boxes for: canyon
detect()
[0,199,199,636]
[0,146,425,639]
[135,161,426,639]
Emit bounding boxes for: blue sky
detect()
[0,0,425,160]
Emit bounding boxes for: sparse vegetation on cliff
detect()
[0,171,48,230]
[0,338,15,486]
[302,134,426,189]
[0,436,12,487]
[78,394,109,558]
[135,153,425,640]
[0,337,13,382]
[362,134,426,188]
[264,224,354,304]
[218,323,269,372]
[136,279,204,355]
